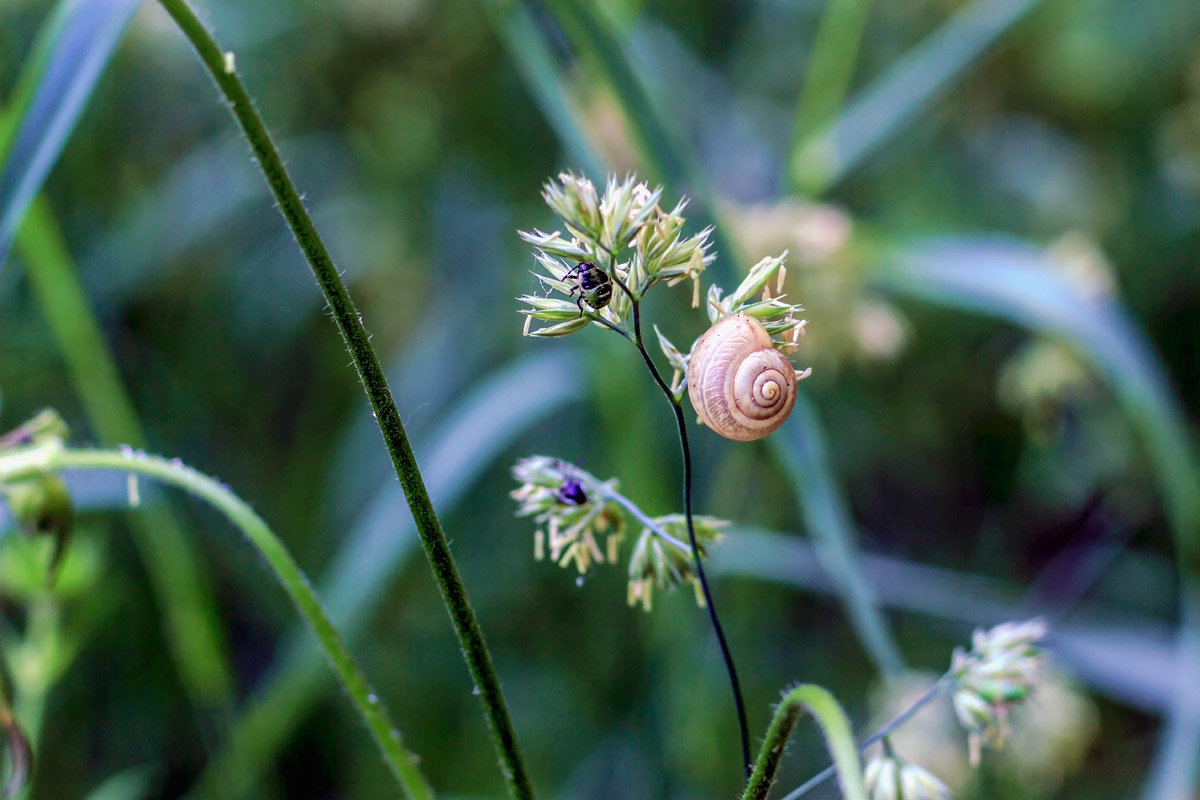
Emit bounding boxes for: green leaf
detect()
[792,0,875,143]
[769,390,905,679]
[18,197,236,712]
[480,0,607,181]
[535,0,743,282]
[715,526,1180,714]
[80,766,156,800]
[818,234,1200,799]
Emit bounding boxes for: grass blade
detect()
[481,0,606,180]
[770,390,905,678]
[1142,582,1200,800]
[791,0,875,149]
[0,0,73,159]
[0,0,141,267]
[536,0,742,278]
[81,766,156,800]
[791,0,1046,194]
[715,527,1178,714]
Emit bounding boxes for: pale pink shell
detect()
[687,314,797,441]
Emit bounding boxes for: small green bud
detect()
[3,472,74,585]
[5,473,73,540]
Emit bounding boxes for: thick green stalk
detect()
[154,2,533,797]
[742,684,865,800]
[0,447,433,800]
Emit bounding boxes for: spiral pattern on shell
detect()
[687,314,798,441]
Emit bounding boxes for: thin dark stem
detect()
[673,400,752,776]
[627,297,752,777]
[583,309,632,340]
[593,241,639,307]
[156,2,533,797]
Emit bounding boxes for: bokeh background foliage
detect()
[2,0,1200,797]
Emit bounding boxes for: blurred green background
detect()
[2,0,1200,797]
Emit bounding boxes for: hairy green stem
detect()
[742,684,866,800]
[154,1,533,797]
[0,446,434,800]
[778,674,952,800]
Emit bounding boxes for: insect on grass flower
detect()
[511,456,624,574]
[517,173,715,337]
[511,456,726,610]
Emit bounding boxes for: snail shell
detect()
[687,314,798,441]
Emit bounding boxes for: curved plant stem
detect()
[17,195,234,716]
[777,674,953,800]
[0,446,434,800]
[742,684,866,800]
[153,2,533,797]
[626,299,751,776]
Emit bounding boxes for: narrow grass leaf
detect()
[538,0,742,279]
[877,236,1200,799]
[18,196,236,711]
[1142,582,1200,800]
[792,0,874,145]
[715,527,1178,714]
[481,0,607,181]
[771,390,905,678]
[80,766,156,800]
[0,0,74,159]
[791,0,1046,194]
[0,0,141,267]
